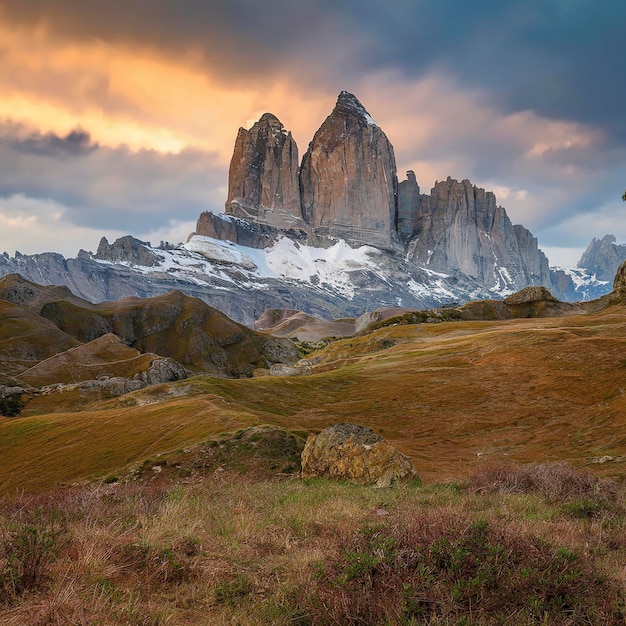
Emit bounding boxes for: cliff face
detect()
[578,235,626,281]
[405,177,553,293]
[212,92,560,296]
[299,91,399,248]
[225,113,303,229]
[397,170,421,241]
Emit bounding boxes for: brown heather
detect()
[0,463,625,625]
[2,298,626,622]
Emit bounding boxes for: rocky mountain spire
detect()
[577,234,626,281]
[397,170,421,240]
[299,91,399,248]
[225,113,303,229]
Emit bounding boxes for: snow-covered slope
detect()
[0,233,613,326]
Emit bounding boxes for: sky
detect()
[0,0,625,268]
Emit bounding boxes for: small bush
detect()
[296,513,623,624]
[0,509,65,599]
[467,462,619,508]
[0,394,25,417]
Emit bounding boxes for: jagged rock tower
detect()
[299,91,399,248]
[193,89,559,297]
[225,113,303,229]
[198,91,401,249]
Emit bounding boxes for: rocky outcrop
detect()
[612,259,626,292]
[578,235,626,281]
[300,92,399,249]
[301,423,416,487]
[194,211,302,249]
[226,113,303,229]
[397,170,422,240]
[406,177,553,294]
[503,286,557,305]
[95,236,160,267]
[134,357,187,385]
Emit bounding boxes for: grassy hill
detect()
[2,297,626,623]
[2,303,626,493]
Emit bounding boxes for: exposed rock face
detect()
[226,113,303,229]
[134,357,187,385]
[95,236,160,267]
[612,259,626,292]
[301,423,416,487]
[300,91,399,249]
[406,177,553,293]
[397,170,421,240]
[194,212,294,249]
[578,235,626,281]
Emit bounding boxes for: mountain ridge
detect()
[0,91,618,322]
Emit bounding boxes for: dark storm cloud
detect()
[10,128,97,158]
[4,0,625,135]
[0,123,226,232]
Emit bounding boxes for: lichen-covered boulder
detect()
[301,423,416,488]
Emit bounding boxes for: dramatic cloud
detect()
[0,123,226,241]
[0,0,625,267]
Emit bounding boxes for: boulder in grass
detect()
[301,422,417,488]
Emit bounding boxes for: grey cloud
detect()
[0,123,226,232]
[3,0,624,135]
[9,128,97,158]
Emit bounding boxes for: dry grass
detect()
[3,307,626,494]
[0,462,625,625]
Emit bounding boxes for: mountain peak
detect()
[334,91,378,126]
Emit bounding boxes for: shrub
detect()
[296,512,623,624]
[0,509,65,599]
[467,462,620,509]
[0,394,25,417]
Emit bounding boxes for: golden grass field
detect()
[2,302,626,492]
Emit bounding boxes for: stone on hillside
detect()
[301,423,416,487]
[226,113,303,229]
[269,363,308,376]
[134,357,187,385]
[504,286,557,304]
[299,91,399,248]
[0,385,28,397]
[613,260,626,291]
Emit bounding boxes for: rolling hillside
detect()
[2,301,626,492]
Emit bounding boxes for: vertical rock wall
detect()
[225,113,303,229]
[406,177,554,293]
[299,91,399,248]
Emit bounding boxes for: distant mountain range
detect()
[0,91,619,324]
